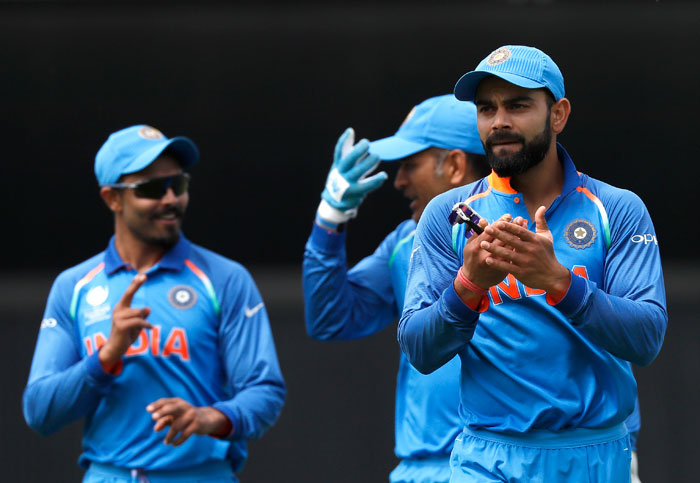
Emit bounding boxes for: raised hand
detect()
[317,127,388,228]
[147,397,230,446]
[98,273,152,366]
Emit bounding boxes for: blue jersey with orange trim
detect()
[23,235,285,473]
[303,220,462,460]
[399,144,666,434]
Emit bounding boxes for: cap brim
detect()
[369,136,428,161]
[122,137,200,177]
[454,71,546,101]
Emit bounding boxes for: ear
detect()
[100,187,123,213]
[550,97,571,134]
[443,149,468,187]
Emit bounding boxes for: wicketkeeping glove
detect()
[317,127,388,228]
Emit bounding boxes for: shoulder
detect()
[185,242,255,287]
[579,174,649,216]
[52,252,107,291]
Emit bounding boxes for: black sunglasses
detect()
[448,201,484,239]
[104,173,190,199]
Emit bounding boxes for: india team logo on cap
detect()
[486,48,512,66]
[138,126,164,141]
[168,285,197,310]
[564,219,597,249]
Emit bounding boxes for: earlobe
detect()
[551,98,571,134]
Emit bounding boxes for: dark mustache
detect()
[485,131,525,148]
[152,207,184,219]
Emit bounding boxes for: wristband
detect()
[456,268,488,296]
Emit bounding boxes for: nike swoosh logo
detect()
[410,245,421,261]
[245,302,264,318]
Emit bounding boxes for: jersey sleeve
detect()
[212,267,286,441]
[552,189,667,366]
[301,222,397,341]
[398,195,481,374]
[23,271,118,435]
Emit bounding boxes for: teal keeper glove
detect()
[317,127,388,227]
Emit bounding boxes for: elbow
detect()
[22,388,56,436]
[630,310,668,367]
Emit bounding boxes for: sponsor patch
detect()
[86,285,109,306]
[138,125,164,140]
[168,285,197,310]
[487,48,512,66]
[564,219,597,249]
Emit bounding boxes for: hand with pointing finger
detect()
[98,273,153,367]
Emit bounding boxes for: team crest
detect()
[168,285,197,310]
[138,126,164,140]
[486,48,512,66]
[564,219,597,249]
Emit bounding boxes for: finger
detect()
[352,171,388,195]
[115,307,151,320]
[484,255,518,272]
[346,152,380,181]
[334,127,354,164]
[146,397,178,413]
[119,316,153,332]
[484,225,526,249]
[117,274,147,309]
[172,422,197,447]
[491,220,537,242]
[534,206,548,234]
[480,241,518,261]
[153,415,175,433]
[337,139,370,172]
[149,401,185,421]
[498,213,513,223]
[163,423,181,445]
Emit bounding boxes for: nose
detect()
[161,187,178,204]
[491,106,512,131]
[394,165,408,191]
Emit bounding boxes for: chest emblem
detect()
[168,285,197,310]
[564,219,597,249]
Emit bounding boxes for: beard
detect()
[484,114,552,178]
[126,206,185,249]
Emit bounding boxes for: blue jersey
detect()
[303,221,462,460]
[23,235,286,473]
[399,144,667,434]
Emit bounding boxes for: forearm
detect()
[398,283,479,374]
[555,274,667,366]
[212,380,286,440]
[23,353,113,435]
[302,225,395,340]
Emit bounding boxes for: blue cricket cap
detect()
[95,125,199,185]
[369,94,484,161]
[454,45,565,102]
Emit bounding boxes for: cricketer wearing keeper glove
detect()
[398,45,667,482]
[303,95,490,483]
[23,125,286,482]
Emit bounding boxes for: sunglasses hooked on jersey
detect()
[103,173,191,199]
[448,201,484,239]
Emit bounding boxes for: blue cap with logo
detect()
[454,45,565,102]
[369,94,484,161]
[95,125,199,185]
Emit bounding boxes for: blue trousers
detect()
[83,461,237,483]
[450,423,631,483]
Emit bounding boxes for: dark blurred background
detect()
[2,1,698,482]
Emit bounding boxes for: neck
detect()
[113,227,170,273]
[510,141,563,219]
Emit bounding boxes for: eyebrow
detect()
[475,95,535,106]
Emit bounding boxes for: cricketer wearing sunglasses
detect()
[23,125,286,482]
[303,95,491,483]
[398,46,667,482]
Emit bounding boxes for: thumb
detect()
[534,206,548,234]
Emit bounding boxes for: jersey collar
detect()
[104,234,191,275]
[487,143,581,196]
